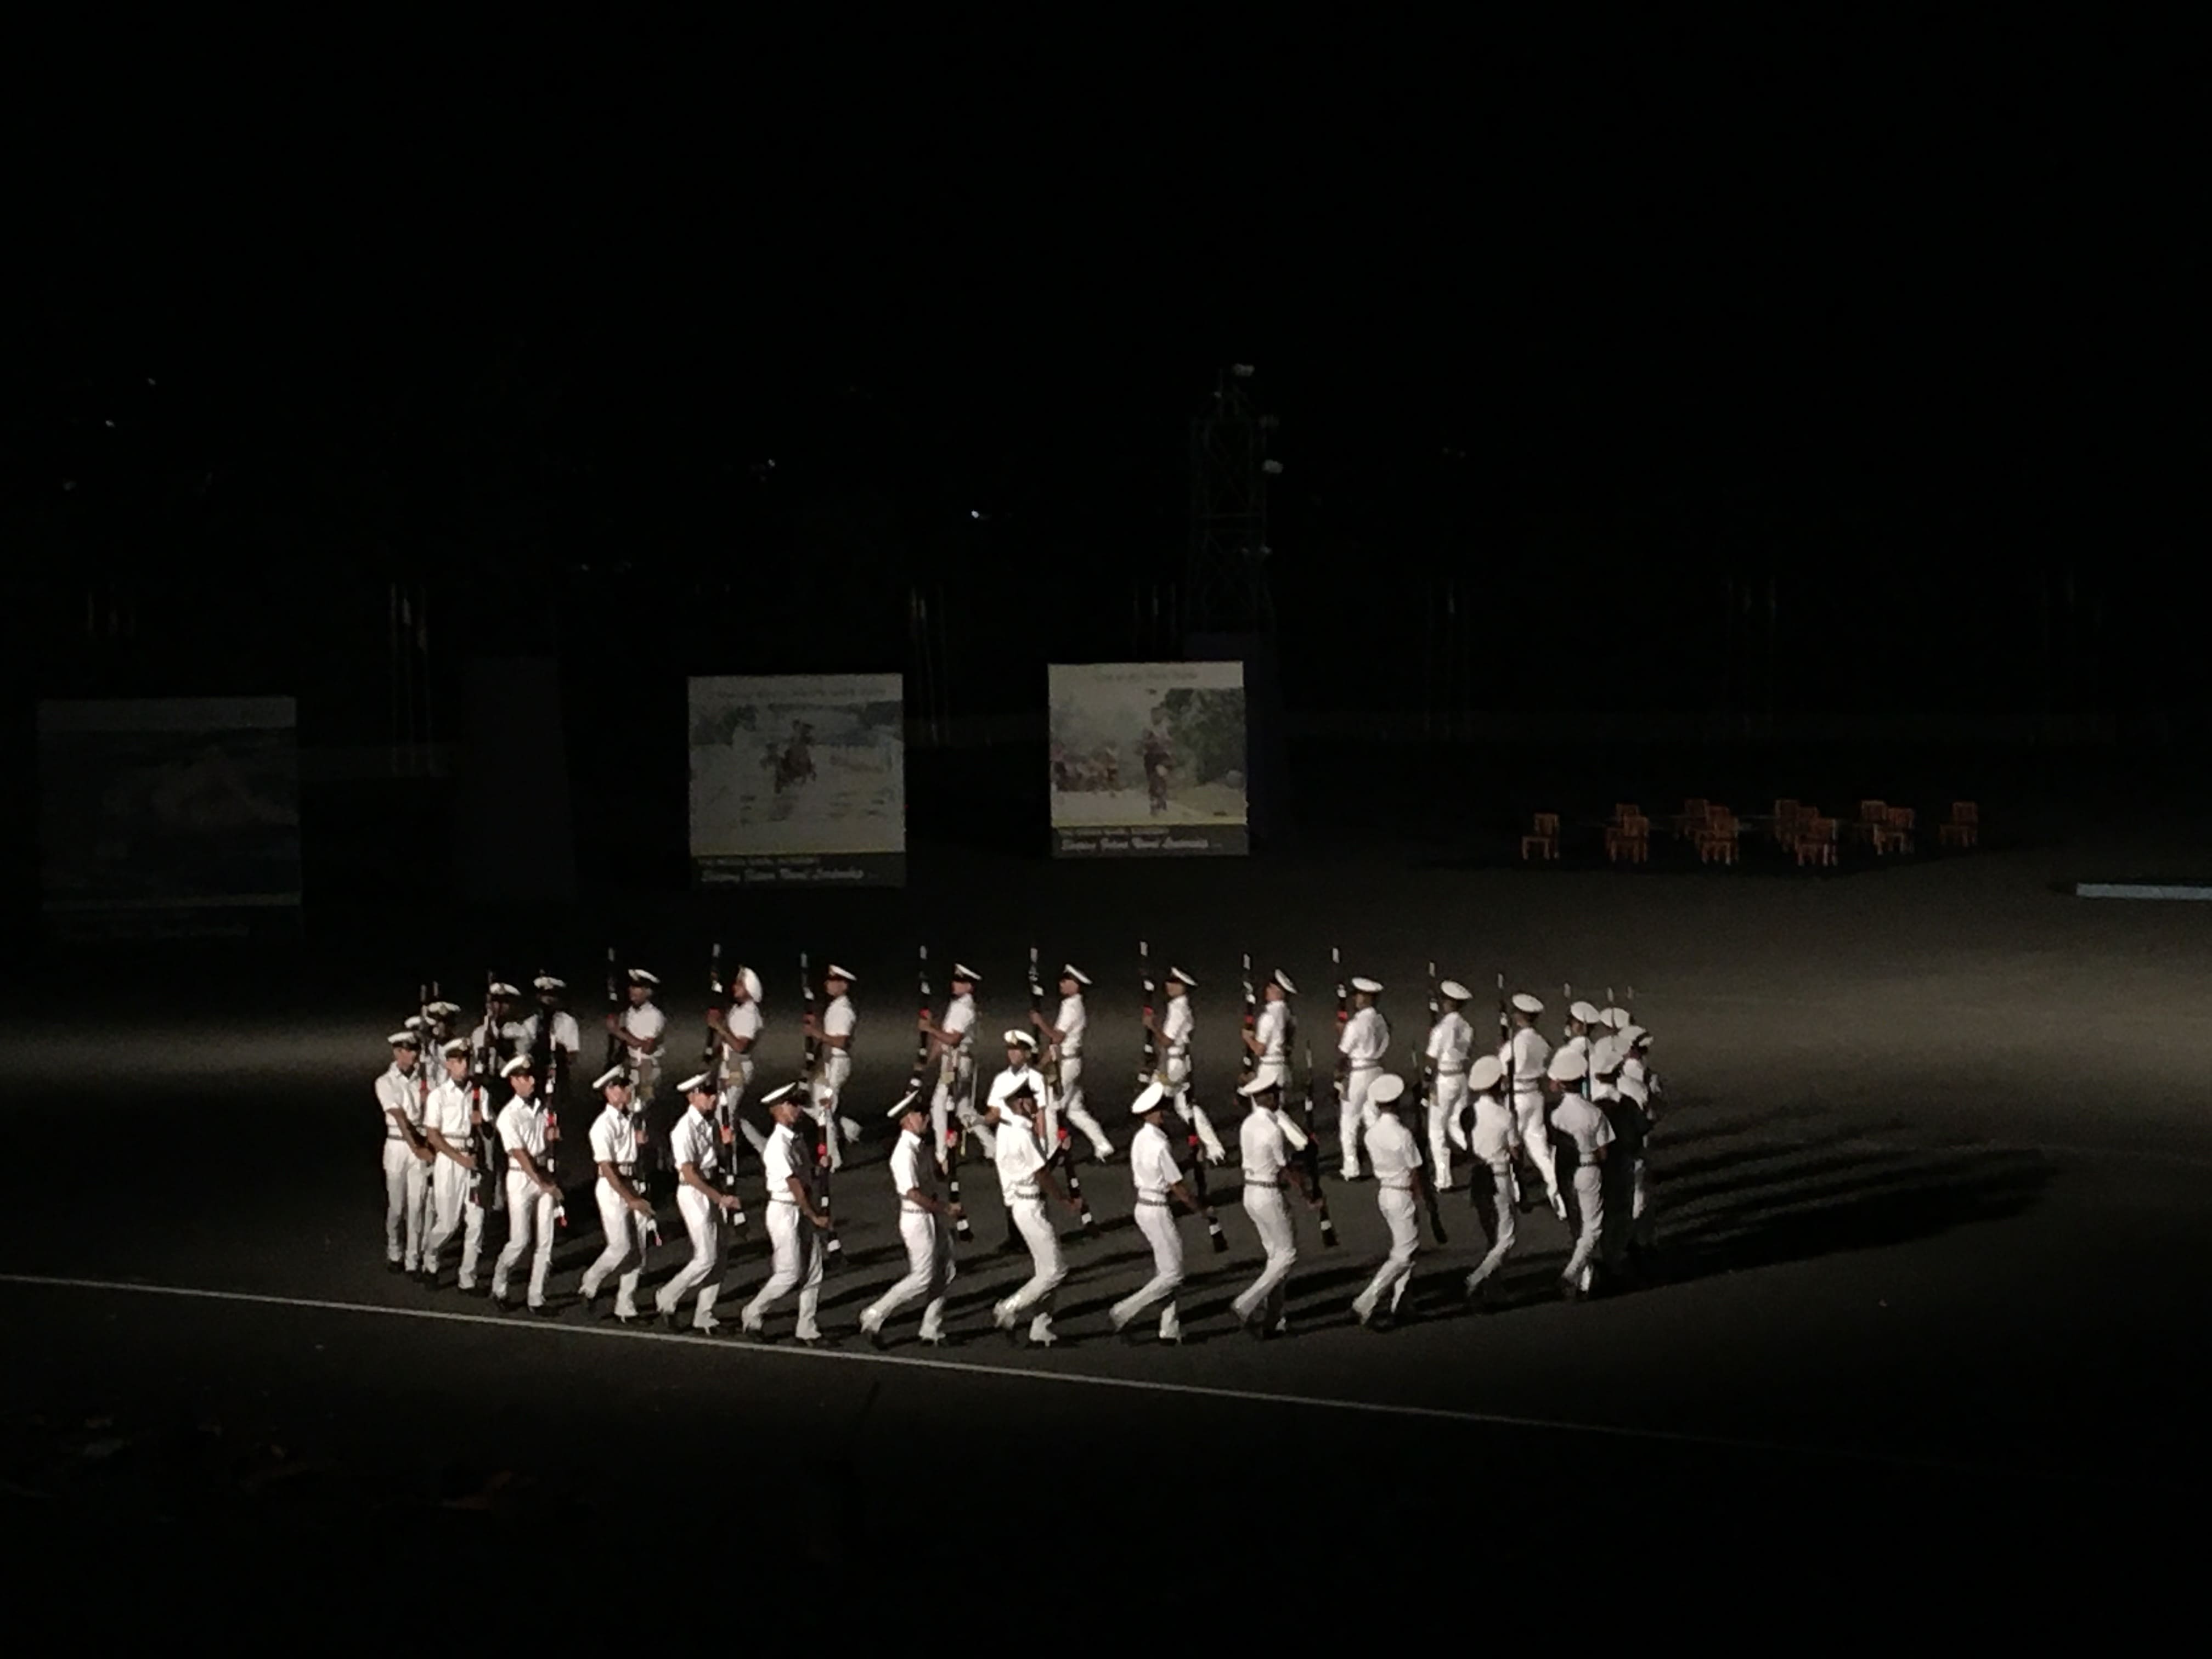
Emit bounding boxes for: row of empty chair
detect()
[1521,799,1979,865]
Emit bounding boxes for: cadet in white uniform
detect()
[1335,977,1390,1181]
[707,966,767,1154]
[376,1032,433,1274]
[1244,969,1296,1094]
[1425,980,1477,1190]
[859,1091,956,1347]
[471,984,528,1064]
[1110,1082,1204,1344]
[921,964,979,1159]
[1617,1025,1657,1254]
[491,1057,563,1313]
[1459,1054,1521,1304]
[1231,1074,1314,1338]
[1350,1074,1422,1329]
[608,968,668,1107]
[988,1079,1080,1346]
[419,1040,484,1288]
[1149,968,1225,1164]
[655,1072,746,1331]
[1504,992,1565,1217]
[740,1082,830,1342]
[580,1067,656,1324]
[518,975,583,1068]
[1031,965,1112,1161]
[1547,1048,1613,1298]
[807,964,862,1166]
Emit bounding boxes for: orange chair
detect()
[1938,802,1978,849]
[1770,799,1803,844]
[1673,798,1711,840]
[1792,815,1838,867]
[1697,808,1740,866]
[1873,805,1915,855]
[1611,803,1641,825]
[1606,813,1650,865]
[1852,800,1889,846]
[1521,812,1560,861]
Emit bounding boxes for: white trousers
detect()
[656,1186,726,1323]
[1232,1185,1297,1328]
[1055,1056,1113,1157]
[493,1172,558,1306]
[1164,1054,1225,1162]
[1000,1197,1065,1339]
[1514,1090,1562,1202]
[1338,1065,1381,1175]
[864,1210,953,1339]
[1353,1186,1418,1319]
[1563,1164,1604,1290]
[931,1058,977,1158]
[382,1141,431,1268]
[742,1201,823,1338]
[1429,1074,1468,1187]
[1464,1158,1517,1291]
[1111,1201,1185,1338]
[582,1178,649,1316]
[423,1154,485,1285]
[723,1063,769,1155]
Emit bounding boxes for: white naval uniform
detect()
[516,1009,582,1062]
[1250,1000,1292,1092]
[860,1128,955,1341]
[929,992,978,1154]
[1336,1005,1390,1177]
[1111,1120,1187,1340]
[621,1000,668,1099]
[1621,1059,1656,1245]
[492,1092,558,1307]
[1049,994,1112,1159]
[991,1114,1064,1342]
[1506,1026,1562,1207]
[1552,1093,1614,1291]
[470,1018,529,1060]
[657,1107,731,1327]
[1462,1088,1520,1294]
[580,1104,650,1318]
[742,1120,824,1338]
[720,1000,768,1154]
[1160,995,1226,1163]
[1425,1010,1475,1188]
[1232,1107,1299,1331]
[813,992,859,1162]
[420,1074,486,1285]
[376,1064,432,1269]
[1351,1112,1423,1323]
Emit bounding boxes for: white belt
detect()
[1011,1184,1041,1201]
[1379,1180,1414,1193]
[1136,1193,1170,1206]
[769,1197,799,1207]
[1348,1059,1382,1070]
[1437,1065,1468,1076]
[900,1201,929,1215]
[1242,1177,1283,1190]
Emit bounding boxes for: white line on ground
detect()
[0,1271,2147,1489]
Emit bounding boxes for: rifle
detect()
[1034,945,1094,1235]
[1239,952,1258,1087]
[802,952,840,1267]
[915,947,971,1244]
[602,947,622,1075]
[1332,943,1350,1103]
[1488,968,1522,1211]
[539,1013,567,1234]
[469,972,503,1215]
[1414,959,1447,1245]
[702,944,740,1236]
[1143,940,1226,1255]
[1299,1042,1339,1247]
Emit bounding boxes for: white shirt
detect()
[1239,1108,1289,1182]
[375,1064,424,1135]
[517,1010,582,1055]
[1552,1096,1616,1162]
[760,1120,804,1200]
[1364,1113,1423,1185]
[939,992,973,1057]
[470,1018,528,1058]
[1507,1026,1552,1090]
[889,1127,929,1209]
[1130,1120,1181,1198]
[1161,995,1194,1057]
[1427,1011,1475,1073]
[589,1103,640,1171]
[723,1001,763,1050]
[1340,1005,1390,1066]
[622,1000,667,1062]
[1053,995,1087,1058]
[495,1094,546,1165]
[423,1075,475,1144]
[992,1114,1047,1203]
[1254,1000,1289,1063]
[672,1106,721,1180]
[1468,1091,1517,1164]
[987,1064,1042,1110]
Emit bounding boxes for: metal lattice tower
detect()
[1184,364,1278,639]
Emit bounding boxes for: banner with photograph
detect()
[1049,662,1248,856]
[689,674,906,886]
[37,697,303,938]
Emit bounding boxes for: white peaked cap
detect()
[1351,976,1383,994]
[1568,1000,1600,1024]
[1001,1029,1038,1049]
[826,964,857,981]
[1589,1037,1622,1076]
[1131,1080,1168,1115]
[759,1081,801,1107]
[1617,1074,1650,1105]
[952,963,980,981]
[500,1055,535,1077]
[387,1030,420,1047]
[1237,1074,1279,1097]
[1438,979,1472,1002]
[404,1014,428,1030]
[1061,964,1092,985]
[441,1039,470,1058]
[1273,969,1297,994]
[1547,1048,1588,1084]
[593,1066,631,1091]
[427,1000,461,1016]
[1468,1054,1505,1093]
[1511,992,1544,1015]
[676,1071,713,1094]
[735,967,764,1002]
[884,1087,922,1120]
[628,969,660,986]
[1167,967,1196,986]
[1618,1025,1649,1048]
[488,983,520,998]
[1368,1074,1407,1106]
[533,975,566,991]
[1599,1007,1628,1030]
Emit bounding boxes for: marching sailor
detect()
[981,1031,1046,1248]
[1350,1074,1422,1329]
[1561,1000,1600,1071]
[739,1082,831,1342]
[804,963,862,1168]
[1504,992,1565,1218]
[1459,1053,1521,1305]
[1335,976,1390,1181]
[471,983,529,1064]
[419,1039,484,1288]
[859,1090,957,1348]
[580,1067,657,1325]
[519,975,583,1074]
[919,963,980,1161]
[490,1056,563,1314]
[1546,1047,1612,1299]
[607,968,668,1105]
[988,1077,1080,1347]
[1147,967,1225,1164]
[1109,1082,1203,1344]
[1031,964,1113,1162]
[706,964,769,1154]
[1614,1024,1658,1260]
[376,1031,434,1275]
[654,1071,745,1332]
[1231,1073,1317,1338]
[1242,969,1296,1094]
[1425,980,1477,1190]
